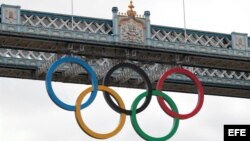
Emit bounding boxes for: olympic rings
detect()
[46,57,98,111]
[45,56,205,140]
[75,86,126,139]
[131,90,179,141]
[156,68,204,119]
[103,63,153,115]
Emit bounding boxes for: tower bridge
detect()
[0,3,250,98]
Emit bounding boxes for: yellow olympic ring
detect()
[75,85,126,139]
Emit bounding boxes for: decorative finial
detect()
[128,0,134,10]
[127,0,137,17]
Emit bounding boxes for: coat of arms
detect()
[5,8,17,24]
[118,0,146,44]
[120,19,144,43]
[236,36,245,49]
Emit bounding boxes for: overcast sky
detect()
[0,0,250,141]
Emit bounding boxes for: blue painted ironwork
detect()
[0,4,249,58]
[0,4,249,98]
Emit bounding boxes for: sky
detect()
[0,0,250,141]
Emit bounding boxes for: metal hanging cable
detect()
[70,0,74,56]
[71,0,74,30]
[182,0,187,43]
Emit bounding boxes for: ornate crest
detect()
[236,36,245,49]
[120,19,144,43]
[118,0,145,44]
[232,33,248,50]
[5,8,17,24]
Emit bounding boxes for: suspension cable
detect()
[71,0,74,30]
[182,0,187,43]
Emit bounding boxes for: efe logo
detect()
[228,129,246,136]
[224,125,249,141]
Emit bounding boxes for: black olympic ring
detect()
[103,63,153,115]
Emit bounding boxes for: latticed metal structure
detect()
[0,4,249,98]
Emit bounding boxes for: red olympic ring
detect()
[156,68,204,119]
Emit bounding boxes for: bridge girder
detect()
[0,4,250,98]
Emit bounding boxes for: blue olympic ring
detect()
[46,57,98,111]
